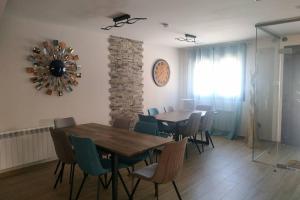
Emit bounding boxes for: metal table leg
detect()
[174,123,180,141]
[111,153,118,200]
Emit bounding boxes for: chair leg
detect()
[54,163,64,189]
[185,143,188,159]
[104,173,108,185]
[102,175,112,189]
[144,159,149,166]
[53,170,61,189]
[118,171,130,197]
[54,160,61,175]
[154,183,158,198]
[193,136,202,154]
[172,181,182,200]
[99,176,106,188]
[60,163,65,183]
[126,167,131,175]
[130,178,141,200]
[75,173,88,200]
[149,151,154,164]
[97,176,101,200]
[200,131,204,152]
[206,131,215,148]
[69,164,75,200]
[69,164,73,184]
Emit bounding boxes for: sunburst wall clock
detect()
[152,59,170,87]
[26,40,82,96]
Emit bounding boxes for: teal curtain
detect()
[186,43,246,139]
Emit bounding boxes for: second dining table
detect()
[63,123,172,200]
[155,110,206,140]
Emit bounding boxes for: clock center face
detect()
[49,60,66,77]
[152,59,170,87]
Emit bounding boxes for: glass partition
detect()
[253,19,300,167]
[253,27,280,165]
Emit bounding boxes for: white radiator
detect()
[0,126,57,172]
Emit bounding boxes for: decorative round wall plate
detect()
[152,59,170,87]
[26,40,82,96]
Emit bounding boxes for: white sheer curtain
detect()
[180,43,246,139]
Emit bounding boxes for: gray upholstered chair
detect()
[164,106,175,112]
[179,113,202,156]
[130,138,187,200]
[53,117,76,175]
[195,106,215,150]
[50,128,76,200]
[199,111,215,150]
[54,117,76,129]
[195,104,212,111]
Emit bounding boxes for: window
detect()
[193,51,243,98]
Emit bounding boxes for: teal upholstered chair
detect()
[137,120,170,162]
[138,114,157,123]
[119,120,162,173]
[148,108,160,116]
[118,120,159,167]
[134,120,159,136]
[70,136,130,200]
[139,114,172,138]
[144,108,175,136]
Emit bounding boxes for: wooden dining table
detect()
[155,110,206,140]
[63,123,172,200]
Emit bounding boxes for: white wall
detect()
[0,0,6,18]
[143,45,179,114]
[0,14,179,132]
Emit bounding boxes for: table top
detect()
[63,123,172,157]
[155,110,206,123]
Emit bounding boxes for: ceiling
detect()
[4,0,300,47]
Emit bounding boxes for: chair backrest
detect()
[200,111,214,131]
[70,136,107,176]
[148,108,159,116]
[54,117,76,128]
[152,138,188,184]
[112,117,131,130]
[164,106,174,112]
[134,121,158,136]
[183,113,202,138]
[50,128,75,164]
[138,114,157,123]
[195,105,212,112]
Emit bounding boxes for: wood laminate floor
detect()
[1,136,300,200]
[254,140,300,166]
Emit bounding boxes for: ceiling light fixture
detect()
[101,13,147,30]
[175,34,198,43]
[160,22,169,28]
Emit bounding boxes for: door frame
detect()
[277,35,300,143]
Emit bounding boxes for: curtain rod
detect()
[177,40,248,51]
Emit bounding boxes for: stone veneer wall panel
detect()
[108,36,144,127]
